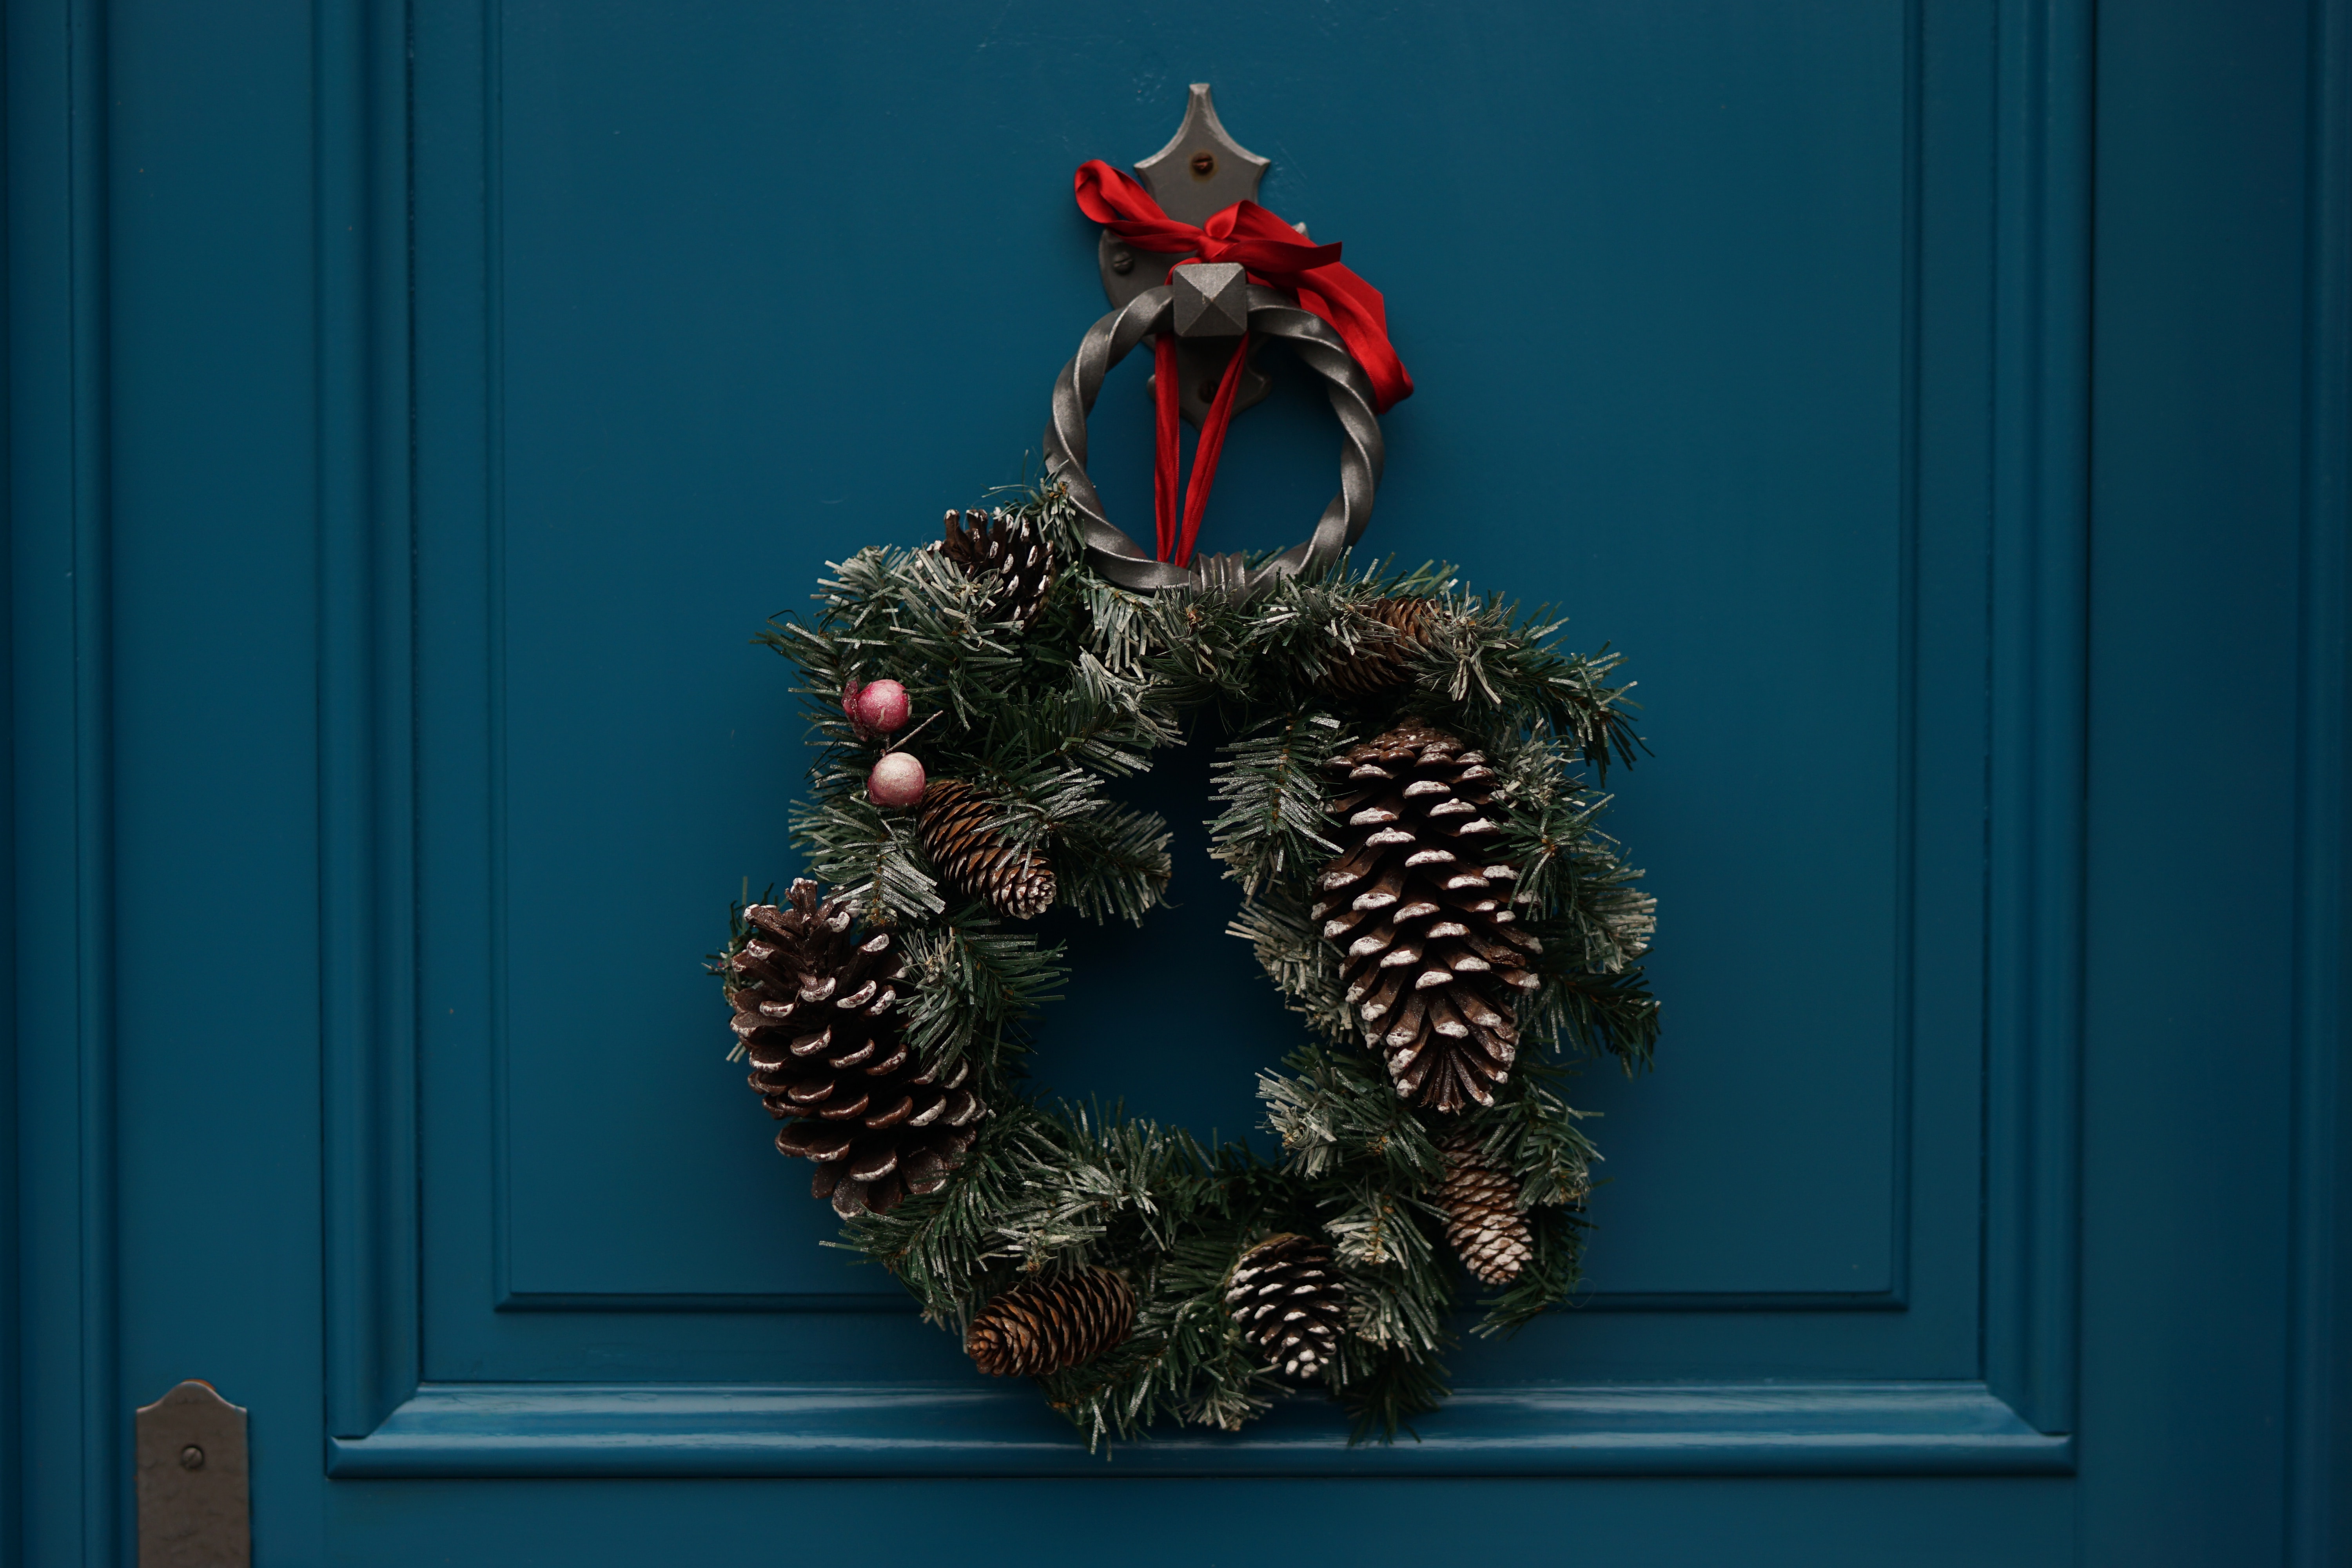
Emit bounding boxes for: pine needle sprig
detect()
[896,910,1065,1070]
[1454,1060,1600,1211]
[1259,1045,1442,1189]
[1207,710,1348,897]
[1226,892,1352,1045]
[1036,1222,1288,1445]
[1519,950,1662,1070]
[787,780,945,924]
[1338,1344,1453,1445]
[987,1102,1212,1267]
[1472,1205,1586,1338]
[1402,593,1643,775]
[1051,803,1176,925]
[837,1105,1063,1329]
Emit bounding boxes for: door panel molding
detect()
[1982,0,2094,1440]
[7,0,121,1552]
[316,0,425,1446]
[2287,0,2352,1555]
[322,0,2093,1471]
[326,1380,2070,1478]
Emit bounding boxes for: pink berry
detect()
[866,751,927,809]
[853,679,911,735]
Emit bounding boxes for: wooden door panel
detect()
[492,0,1913,1302]
[356,0,2069,1471]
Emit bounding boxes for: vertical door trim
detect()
[1983,0,2094,1439]
[6,0,117,1555]
[317,0,422,1444]
[2287,0,2352,1557]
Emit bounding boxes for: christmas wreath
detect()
[714,486,1659,1444]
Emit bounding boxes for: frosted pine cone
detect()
[1439,1134,1535,1285]
[724,879,983,1217]
[1225,1234,1346,1379]
[1316,722,1540,1112]
[918,779,1056,920]
[1317,596,1437,699]
[965,1268,1136,1377]
[937,506,1057,629]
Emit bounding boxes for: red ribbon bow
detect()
[1074,160,1414,415]
[1074,159,1414,566]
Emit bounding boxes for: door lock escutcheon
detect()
[135,1381,249,1568]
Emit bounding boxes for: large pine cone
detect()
[937,506,1056,629]
[919,779,1056,919]
[726,879,983,1217]
[1317,596,1437,699]
[1315,722,1540,1113]
[1225,1234,1346,1379]
[965,1268,1136,1377]
[1440,1134,1535,1285]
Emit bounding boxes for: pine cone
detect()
[1315,722,1540,1113]
[1225,1234,1346,1379]
[1317,596,1437,699]
[937,506,1057,629]
[726,879,984,1217]
[965,1268,1136,1377]
[918,779,1056,919]
[1440,1134,1535,1285]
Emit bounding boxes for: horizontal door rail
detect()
[327,1380,2073,1479]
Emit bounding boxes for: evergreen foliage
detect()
[729,479,1657,1446]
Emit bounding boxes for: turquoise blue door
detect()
[8,0,2347,1561]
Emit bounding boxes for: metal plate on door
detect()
[135,1381,249,1568]
[1097,83,1279,427]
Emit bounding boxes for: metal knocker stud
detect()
[1042,275,1385,595]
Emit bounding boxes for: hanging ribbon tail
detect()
[1152,332,1183,561]
[1292,275,1414,413]
[1176,332,1252,568]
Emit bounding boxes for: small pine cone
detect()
[1316,721,1540,1112]
[1440,1135,1535,1285]
[1317,596,1438,699]
[726,879,984,1218]
[1225,1234,1346,1379]
[965,1268,1136,1377]
[937,506,1057,629]
[918,779,1056,919]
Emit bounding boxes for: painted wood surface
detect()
[4,0,2343,1561]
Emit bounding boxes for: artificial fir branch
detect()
[1207,710,1348,897]
[1050,804,1176,925]
[1338,1342,1453,1445]
[1472,1205,1586,1338]
[895,910,1063,1070]
[1226,892,1353,1047]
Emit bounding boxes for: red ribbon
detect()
[1152,328,1252,566]
[1076,160,1414,567]
[1074,160,1414,414]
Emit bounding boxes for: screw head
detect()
[1189,151,1216,178]
[1108,246,1134,275]
[179,1445,205,1471]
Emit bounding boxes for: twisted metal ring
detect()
[1042,284,1385,595]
